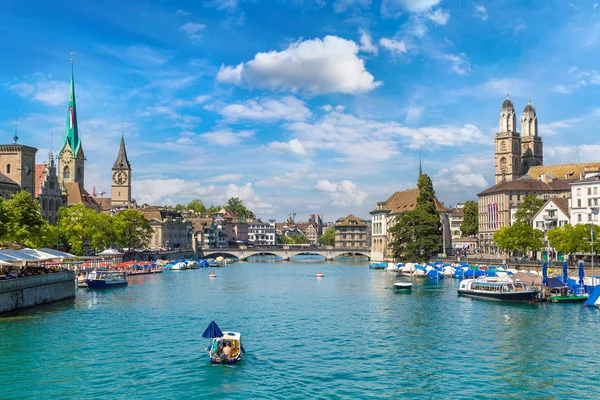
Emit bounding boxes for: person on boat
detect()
[221,341,232,358]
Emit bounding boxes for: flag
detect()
[488,203,491,229]
[69,106,75,129]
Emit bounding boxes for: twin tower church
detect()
[0,63,133,224]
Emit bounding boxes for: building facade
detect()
[0,144,38,197]
[111,135,132,209]
[0,172,20,199]
[334,214,368,249]
[35,152,65,225]
[449,204,464,240]
[570,168,600,226]
[140,206,192,249]
[248,220,276,245]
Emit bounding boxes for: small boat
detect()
[85,271,128,289]
[209,273,217,278]
[203,321,244,365]
[458,278,538,303]
[370,262,386,270]
[392,281,412,292]
[316,272,324,278]
[171,261,187,270]
[207,259,219,268]
[548,295,588,303]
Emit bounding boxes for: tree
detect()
[319,228,335,246]
[225,197,255,219]
[0,198,7,239]
[493,221,544,255]
[389,174,442,262]
[549,224,600,257]
[113,209,153,250]
[2,191,51,248]
[57,205,100,255]
[187,199,206,214]
[206,205,222,213]
[461,200,478,237]
[514,194,545,225]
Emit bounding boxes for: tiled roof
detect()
[94,197,112,212]
[63,182,100,210]
[336,214,367,227]
[139,206,164,221]
[548,178,578,191]
[189,218,213,232]
[451,208,464,217]
[381,188,451,215]
[0,172,18,187]
[552,197,570,216]
[527,162,600,180]
[34,163,47,198]
[478,176,553,196]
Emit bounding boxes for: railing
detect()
[203,246,369,252]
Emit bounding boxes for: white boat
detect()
[392,281,412,292]
[186,260,199,269]
[458,277,538,303]
[207,332,244,365]
[85,271,128,289]
[171,261,187,270]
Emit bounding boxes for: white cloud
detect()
[98,44,173,66]
[133,179,202,205]
[379,38,408,55]
[322,104,333,112]
[256,168,310,187]
[206,173,243,182]
[7,79,70,106]
[426,8,449,25]
[216,35,381,94]
[433,157,491,202]
[216,63,244,84]
[545,145,600,165]
[220,96,311,122]
[175,9,190,16]
[315,179,367,206]
[201,129,255,146]
[180,22,206,41]
[404,106,423,124]
[205,0,239,11]
[474,5,488,21]
[539,118,581,136]
[333,0,370,13]
[444,53,470,75]
[453,78,530,98]
[224,183,274,214]
[267,139,308,156]
[359,29,378,54]
[382,0,441,15]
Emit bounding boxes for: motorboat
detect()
[458,278,538,303]
[171,261,187,270]
[548,286,588,303]
[392,281,412,292]
[370,262,386,270]
[85,271,128,289]
[203,321,244,365]
[186,260,199,269]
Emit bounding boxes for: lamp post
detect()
[591,207,599,285]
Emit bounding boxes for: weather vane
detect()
[506,93,509,99]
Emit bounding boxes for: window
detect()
[595,187,599,195]
[6,164,10,174]
[578,199,582,207]
[588,188,592,195]
[577,188,582,196]
[63,166,70,180]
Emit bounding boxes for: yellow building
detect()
[335,214,367,249]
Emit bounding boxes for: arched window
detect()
[49,200,53,211]
[6,164,10,174]
[500,157,507,172]
[63,166,70,180]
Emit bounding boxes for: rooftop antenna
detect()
[13,107,18,143]
[576,145,580,164]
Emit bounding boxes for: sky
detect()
[2,0,600,222]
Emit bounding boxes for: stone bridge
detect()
[202,247,370,262]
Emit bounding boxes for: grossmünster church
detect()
[58,63,133,213]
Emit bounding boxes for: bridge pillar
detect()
[282,257,290,261]
[326,257,334,261]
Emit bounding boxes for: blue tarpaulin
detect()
[562,261,568,285]
[585,286,600,306]
[542,262,548,286]
[202,321,223,338]
[579,261,585,288]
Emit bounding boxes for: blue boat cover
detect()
[542,262,548,286]
[202,321,224,338]
[584,286,600,306]
[579,261,585,287]
[562,261,568,285]
[546,277,565,288]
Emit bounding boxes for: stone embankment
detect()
[0,271,76,314]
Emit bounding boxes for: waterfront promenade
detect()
[1,261,599,399]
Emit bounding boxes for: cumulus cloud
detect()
[267,139,308,156]
[220,96,311,122]
[180,22,206,41]
[216,35,381,94]
[314,179,367,206]
[359,29,378,54]
[432,157,492,204]
[201,129,255,146]
[206,174,243,182]
[7,79,70,106]
[474,5,488,21]
[379,38,408,55]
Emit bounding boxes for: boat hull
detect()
[548,295,588,303]
[209,354,242,365]
[458,289,538,303]
[85,280,128,289]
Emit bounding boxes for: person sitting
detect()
[221,341,232,359]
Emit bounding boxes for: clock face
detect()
[24,163,31,175]
[113,171,127,185]
[62,150,74,165]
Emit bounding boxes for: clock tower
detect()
[111,134,132,208]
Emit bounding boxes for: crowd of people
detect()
[0,265,67,280]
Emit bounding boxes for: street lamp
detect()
[591,207,599,285]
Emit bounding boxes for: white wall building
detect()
[533,198,570,232]
[570,169,600,225]
[248,220,276,245]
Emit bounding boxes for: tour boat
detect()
[392,281,412,292]
[207,332,244,365]
[457,278,538,303]
[85,271,128,289]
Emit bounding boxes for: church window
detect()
[42,199,47,211]
[6,164,10,174]
[49,201,53,211]
[63,166,70,180]
[500,141,507,152]
[499,157,507,172]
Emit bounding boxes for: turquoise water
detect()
[1,261,599,399]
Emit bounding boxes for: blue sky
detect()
[2,0,600,222]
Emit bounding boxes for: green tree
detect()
[514,194,545,225]
[549,224,600,256]
[290,234,310,244]
[206,205,222,213]
[0,198,7,239]
[461,200,478,237]
[3,191,51,248]
[318,228,335,246]
[113,209,153,249]
[278,235,290,244]
[493,221,544,254]
[187,199,206,214]
[225,197,255,219]
[389,174,442,262]
[58,205,100,255]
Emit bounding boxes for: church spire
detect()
[113,130,131,170]
[61,61,81,155]
[418,152,423,178]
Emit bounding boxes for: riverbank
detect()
[0,270,75,314]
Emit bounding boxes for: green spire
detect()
[61,62,81,155]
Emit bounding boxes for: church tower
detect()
[520,99,543,175]
[58,62,85,188]
[111,133,132,208]
[495,95,522,184]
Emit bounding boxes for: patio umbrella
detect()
[578,261,585,288]
[562,261,568,285]
[542,262,548,286]
[202,320,223,338]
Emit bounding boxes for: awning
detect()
[39,248,77,259]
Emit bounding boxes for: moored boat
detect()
[85,271,128,289]
[548,295,588,303]
[392,281,412,292]
[458,278,538,303]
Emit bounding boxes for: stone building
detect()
[34,152,65,224]
[0,172,20,199]
[140,206,192,249]
[110,135,132,209]
[0,144,37,197]
[449,204,464,240]
[248,220,276,245]
[334,214,367,249]
[189,218,215,249]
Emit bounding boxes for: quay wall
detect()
[0,271,76,314]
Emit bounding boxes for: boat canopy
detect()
[203,321,224,338]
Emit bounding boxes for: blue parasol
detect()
[202,320,223,338]
[542,262,548,286]
[562,261,568,285]
[578,261,585,288]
